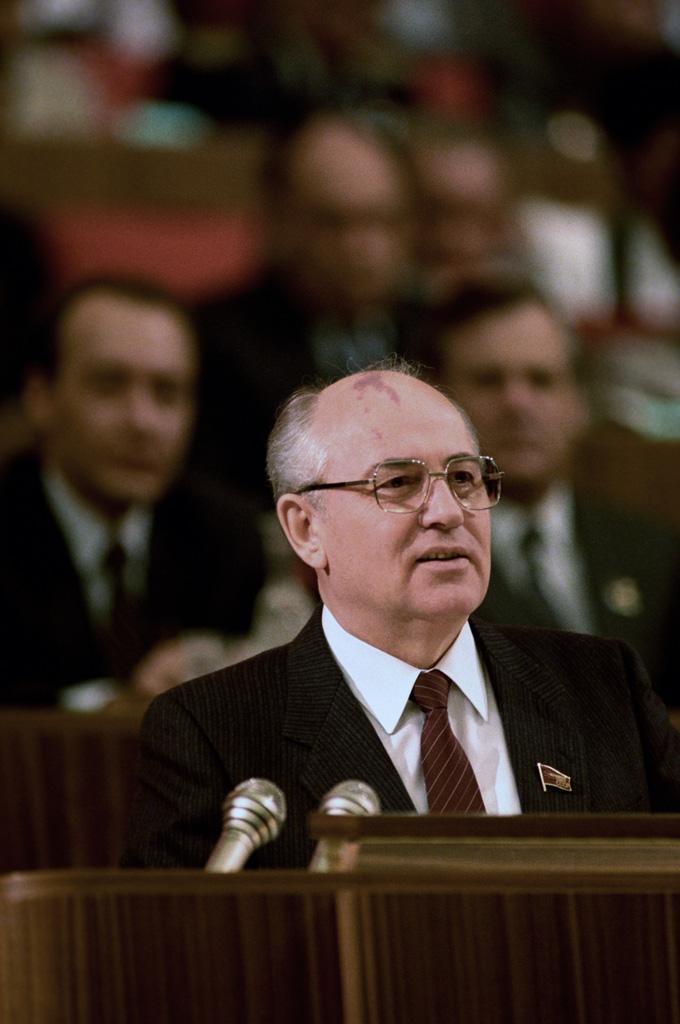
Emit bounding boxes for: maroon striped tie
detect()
[411,669,485,813]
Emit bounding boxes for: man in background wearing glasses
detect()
[123,362,680,870]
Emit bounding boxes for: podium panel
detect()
[340,882,680,1024]
[4,817,680,1023]
[0,871,343,1024]
[314,814,680,1024]
[0,708,142,871]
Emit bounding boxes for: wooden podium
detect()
[310,813,680,1024]
[3,815,680,1023]
[0,707,143,871]
[0,869,344,1024]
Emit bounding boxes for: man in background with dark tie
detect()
[190,108,419,506]
[0,276,264,708]
[423,279,679,706]
[123,361,680,871]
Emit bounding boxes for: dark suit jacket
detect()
[122,607,680,871]
[190,273,423,503]
[478,498,680,704]
[0,457,265,705]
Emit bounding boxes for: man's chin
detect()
[92,472,170,513]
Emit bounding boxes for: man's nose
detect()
[500,379,535,410]
[419,474,466,526]
[125,387,161,430]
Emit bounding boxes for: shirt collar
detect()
[492,484,574,547]
[42,466,152,575]
[321,606,488,734]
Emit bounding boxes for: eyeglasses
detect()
[296,455,503,513]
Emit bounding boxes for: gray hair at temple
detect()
[266,357,478,502]
[266,383,328,503]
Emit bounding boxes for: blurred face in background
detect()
[437,300,588,504]
[28,290,197,520]
[273,116,412,318]
[412,138,517,302]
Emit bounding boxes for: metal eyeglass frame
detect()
[295,454,504,513]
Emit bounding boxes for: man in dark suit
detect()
[422,280,679,705]
[190,109,419,504]
[1,276,264,707]
[123,363,680,871]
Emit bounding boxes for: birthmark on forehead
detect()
[352,373,400,404]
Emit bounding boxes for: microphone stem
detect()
[308,837,359,872]
[205,829,254,872]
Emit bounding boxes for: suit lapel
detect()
[281,610,595,815]
[27,466,105,676]
[283,611,415,812]
[471,617,590,812]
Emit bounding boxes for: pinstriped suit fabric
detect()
[122,609,680,871]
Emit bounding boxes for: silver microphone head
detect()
[221,777,287,852]
[318,779,381,817]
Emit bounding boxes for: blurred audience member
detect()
[191,108,419,502]
[522,48,680,333]
[0,204,49,466]
[0,276,264,707]
[166,0,410,127]
[407,117,526,303]
[594,50,680,304]
[424,279,679,704]
[7,0,178,136]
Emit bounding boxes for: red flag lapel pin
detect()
[537,762,572,792]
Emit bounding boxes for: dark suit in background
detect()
[122,609,680,871]
[0,456,265,705]
[479,497,680,705]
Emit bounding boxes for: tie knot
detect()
[411,669,451,712]
[105,540,126,575]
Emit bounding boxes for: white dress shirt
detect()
[321,606,521,814]
[42,468,153,709]
[43,467,152,625]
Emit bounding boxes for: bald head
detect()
[313,369,476,474]
[267,365,478,502]
[269,114,412,316]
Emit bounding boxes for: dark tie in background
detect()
[102,541,146,681]
[519,523,562,629]
[411,670,485,813]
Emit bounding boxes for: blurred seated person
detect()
[520,49,680,333]
[407,117,528,304]
[424,278,679,704]
[0,276,264,708]
[0,204,49,467]
[190,108,420,504]
[9,0,178,137]
[166,0,410,126]
[404,113,680,330]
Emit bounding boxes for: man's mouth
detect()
[417,551,466,562]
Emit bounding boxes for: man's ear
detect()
[570,383,592,440]
[276,494,327,570]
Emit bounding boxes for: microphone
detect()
[205,778,286,872]
[309,780,380,872]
